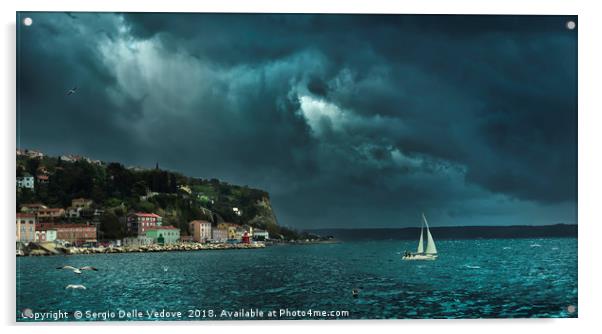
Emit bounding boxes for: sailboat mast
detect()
[417,215,424,253]
[423,213,438,254]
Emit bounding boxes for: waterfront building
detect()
[122,235,153,247]
[16,213,36,242]
[189,220,212,242]
[35,228,57,242]
[145,226,180,245]
[37,223,97,243]
[253,229,270,241]
[16,174,35,190]
[234,226,250,241]
[211,227,228,242]
[127,212,163,235]
[216,222,242,240]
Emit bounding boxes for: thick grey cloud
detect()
[16,13,577,228]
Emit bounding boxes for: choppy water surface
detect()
[16,238,577,321]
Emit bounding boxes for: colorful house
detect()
[16,213,36,242]
[145,226,180,245]
[216,222,241,240]
[189,220,212,242]
[211,227,228,242]
[127,212,163,235]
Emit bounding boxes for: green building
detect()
[145,226,180,245]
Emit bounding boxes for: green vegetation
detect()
[16,153,304,240]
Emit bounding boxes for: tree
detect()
[100,212,124,240]
[132,180,148,197]
[26,158,40,176]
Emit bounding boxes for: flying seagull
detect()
[65,284,86,290]
[66,87,78,95]
[57,265,98,274]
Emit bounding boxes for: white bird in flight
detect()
[57,265,98,274]
[66,86,78,95]
[65,284,86,290]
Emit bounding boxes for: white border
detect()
[2,0,600,333]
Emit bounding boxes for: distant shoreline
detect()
[306,224,577,241]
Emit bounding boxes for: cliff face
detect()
[248,197,278,229]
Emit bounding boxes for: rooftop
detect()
[21,203,47,208]
[145,226,180,231]
[131,212,162,218]
[37,223,96,230]
[190,220,211,225]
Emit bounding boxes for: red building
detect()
[37,223,97,243]
[127,212,163,235]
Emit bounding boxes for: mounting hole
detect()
[566,20,576,30]
[23,17,33,26]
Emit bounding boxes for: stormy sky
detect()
[16,13,577,229]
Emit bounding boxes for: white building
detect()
[35,229,57,242]
[122,236,153,247]
[253,229,270,240]
[66,207,83,218]
[16,175,35,190]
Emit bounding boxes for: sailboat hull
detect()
[402,254,438,261]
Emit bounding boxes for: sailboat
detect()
[402,213,438,261]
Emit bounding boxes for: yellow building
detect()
[217,222,241,240]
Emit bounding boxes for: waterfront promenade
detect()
[18,241,266,256]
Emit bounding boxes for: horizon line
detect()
[305,223,578,230]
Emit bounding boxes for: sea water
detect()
[16,238,577,321]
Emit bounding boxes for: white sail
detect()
[423,214,438,254]
[417,224,424,253]
[425,228,437,254]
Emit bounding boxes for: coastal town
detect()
[16,201,269,256]
[16,149,330,257]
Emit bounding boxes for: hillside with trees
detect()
[16,152,301,240]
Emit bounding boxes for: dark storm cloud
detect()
[17,13,577,228]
